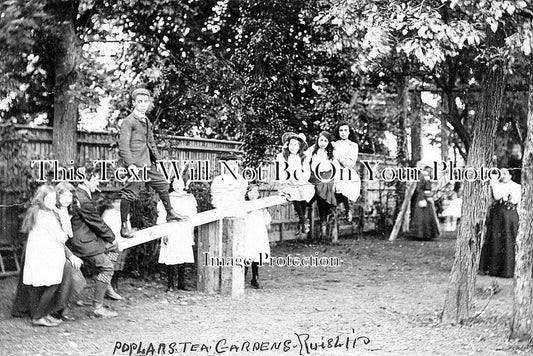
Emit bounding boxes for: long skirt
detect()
[12,250,84,319]
[479,204,518,278]
[409,201,439,240]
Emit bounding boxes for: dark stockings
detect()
[244,262,259,281]
[292,201,307,223]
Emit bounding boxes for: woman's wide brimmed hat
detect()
[281,132,308,151]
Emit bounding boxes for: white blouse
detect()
[491,180,521,205]
[332,139,358,169]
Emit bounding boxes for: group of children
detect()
[10,121,363,326]
[275,122,361,238]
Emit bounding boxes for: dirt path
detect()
[1,233,531,356]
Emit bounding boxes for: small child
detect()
[101,194,129,297]
[243,185,272,289]
[440,191,462,232]
[157,176,197,292]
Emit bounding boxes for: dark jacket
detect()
[67,187,115,258]
[118,111,161,167]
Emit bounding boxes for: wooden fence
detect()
[0,125,397,247]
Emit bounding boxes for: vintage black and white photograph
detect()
[1,0,533,355]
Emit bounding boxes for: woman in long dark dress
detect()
[409,167,439,240]
[479,168,520,278]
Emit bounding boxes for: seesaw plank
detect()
[117,195,289,251]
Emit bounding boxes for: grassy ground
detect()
[0,232,531,356]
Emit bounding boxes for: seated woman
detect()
[479,168,520,278]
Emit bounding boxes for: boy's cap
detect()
[131,88,152,99]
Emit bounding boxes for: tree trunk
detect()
[510,61,533,341]
[51,1,79,164]
[395,76,409,219]
[441,28,506,324]
[410,89,423,165]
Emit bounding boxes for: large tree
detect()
[0,0,112,163]
[319,0,533,324]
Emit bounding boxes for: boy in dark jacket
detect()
[68,165,120,318]
[118,88,186,238]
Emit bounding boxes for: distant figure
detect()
[408,165,439,240]
[479,168,520,278]
[440,191,462,232]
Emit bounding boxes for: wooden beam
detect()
[118,195,289,251]
[389,182,417,241]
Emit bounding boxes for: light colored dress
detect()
[23,210,67,287]
[211,174,248,210]
[275,152,315,202]
[244,209,272,262]
[157,192,197,265]
[332,139,361,202]
[441,197,462,219]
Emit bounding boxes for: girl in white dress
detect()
[276,132,314,234]
[157,176,197,291]
[20,185,68,326]
[332,121,361,222]
[244,185,271,289]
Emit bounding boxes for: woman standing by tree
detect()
[479,168,521,278]
[332,122,361,222]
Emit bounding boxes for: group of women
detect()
[276,122,361,237]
